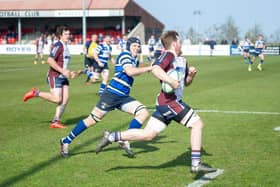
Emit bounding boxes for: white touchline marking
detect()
[273,126,280,131]
[186,169,224,187]
[195,109,280,115]
[147,108,280,115]
[0,68,30,72]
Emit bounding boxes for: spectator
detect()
[209,39,216,56]
[232,37,239,46]
[221,37,228,45]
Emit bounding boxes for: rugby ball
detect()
[161,69,181,93]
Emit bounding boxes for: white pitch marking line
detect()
[185,169,224,187]
[0,68,30,72]
[196,109,280,115]
[147,108,280,115]
[273,126,280,131]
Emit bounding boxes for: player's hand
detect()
[70,71,78,79]
[171,79,180,89]
[98,62,104,67]
[188,66,197,77]
[62,69,71,78]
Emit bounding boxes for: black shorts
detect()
[93,61,109,73]
[96,90,135,112]
[84,57,96,68]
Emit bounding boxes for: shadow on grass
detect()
[42,115,88,127]
[71,135,174,158]
[0,118,131,186]
[106,146,214,179]
[0,116,212,186]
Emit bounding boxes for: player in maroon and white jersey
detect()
[96,30,217,173]
[23,26,75,129]
[34,33,46,64]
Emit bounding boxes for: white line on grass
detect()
[186,169,224,187]
[195,109,280,115]
[147,108,280,115]
[0,68,30,72]
[273,126,280,131]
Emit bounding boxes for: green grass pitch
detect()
[0,54,279,186]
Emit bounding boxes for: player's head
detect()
[56,26,70,42]
[126,37,141,56]
[91,34,98,42]
[123,34,128,41]
[160,30,181,55]
[103,35,111,44]
[258,34,264,40]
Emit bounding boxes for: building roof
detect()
[0,0,130,10]
[0,0,164,29]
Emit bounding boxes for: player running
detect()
[83,34,99,85]
[23,26,75,128]
[60,37,152,157]
[248,34,266,71]
[95,30,217,174]
[242,36,252,64]
[92,35,115,95]
[34,33,46,64]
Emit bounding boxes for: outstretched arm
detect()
[152,65,179,89]
[124,65,152,77]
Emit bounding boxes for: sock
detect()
[108,132,121,142]
[63,120,87,144]
[191,150,201,166]
[51,117,59,123]
[243,57,247,64]
[34,90,40,97]
[57,104,66,120]
[128,118,142,129]
[86,70,93,79]
[98,83,106,94]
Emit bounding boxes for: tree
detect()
[245,24,264,43]
[270,28,280,42]
[185,27,202,44]
[204,24,221,42]
[220,16,239,42]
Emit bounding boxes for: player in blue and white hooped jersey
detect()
[147,34,156,61]
[248,34,265,71]
[60,37,152,158]
[117,34,128,52]
[242,36,252,64]
[92,35,115,95]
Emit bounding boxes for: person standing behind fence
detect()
[209,39,216,56]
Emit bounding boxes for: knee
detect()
[84,115,98,127]
[136,108,149,122]
[53,97,62,104]
[142,130,157,141]
[192,119,204,130]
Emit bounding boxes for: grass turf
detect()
[0,54,279,187]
